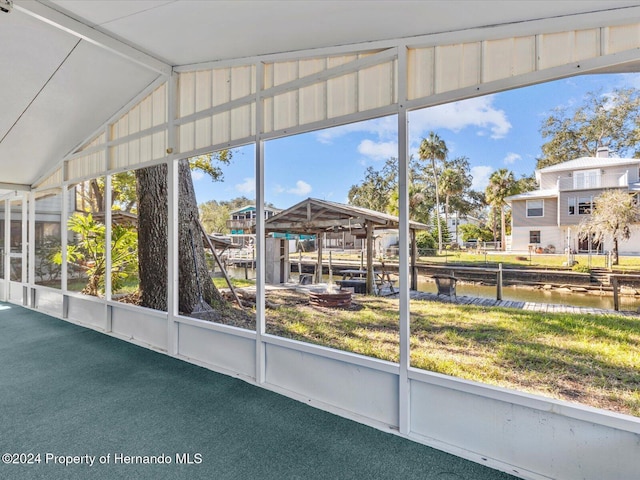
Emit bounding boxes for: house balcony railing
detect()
[226,219,256,230]
[557,172,629,191]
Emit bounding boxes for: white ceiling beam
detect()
[14,0,172,75]
[0,182,30,192]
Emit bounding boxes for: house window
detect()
[529,231,541,243]
[526,199,544,217]
[568,197,576,215]
[578,196,593,215]
[574,169,601,189]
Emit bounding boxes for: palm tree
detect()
[485,169,518,251]
[387,183,427,219]
[418,132,448,251]
[439,166,466,242]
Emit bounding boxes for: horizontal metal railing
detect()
[557,172,628,191]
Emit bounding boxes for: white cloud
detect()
[504,152,521,165]
[316,116,397,144]
[618,73,640,90]
[236,177,255,193]
[315,95,511,144]
[273,184,285,194]
[191,170,205,181]
[287,180,312,196]
[471,166,493,191]
[357,139,398,161]
[409,96,511,139]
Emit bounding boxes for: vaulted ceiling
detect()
[2,0,640,195]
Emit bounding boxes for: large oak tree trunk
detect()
[136,165,168,310]
[136,160,225,314]
[176,160,225,314]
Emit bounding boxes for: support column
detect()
[2,199,9,301]
[256,139,266,384]
[21,196,27,287]
[316,232,323,284]
[28,191,36,307]
[365,221,374,295]
[167,160,179,355]
[104,174,113,332]
[105,175,112,303]
[61,184,69,294]
[398,44,411,435]
[167,71,179,356]
[255,60,267,384]
[410,229,418,291]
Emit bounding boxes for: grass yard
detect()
[420,252,640,271]
[299,249,640,271]
[265,290,640,417]
[213,277,256,289]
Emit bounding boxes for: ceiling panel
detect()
[0,9,79,142]
[50,1,640,66]
[51,0,177,27]
[2,0,640,195]
[0,39,158,186]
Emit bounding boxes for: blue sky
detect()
[193,72,640,210]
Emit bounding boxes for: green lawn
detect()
[45,275,254,293]
[213,276,256,289]
[265,291,640,417]
[417,252,640,270]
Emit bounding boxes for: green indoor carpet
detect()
[0,302,518,480]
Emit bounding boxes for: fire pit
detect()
[309,289,352,308]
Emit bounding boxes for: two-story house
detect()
[441,212,482,245]
[505,148,640,254]
[226,205,281,247]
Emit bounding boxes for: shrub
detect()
[572,263,591,273]
[54,213,138,296]
[416,231,436,256]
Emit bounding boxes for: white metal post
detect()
[27,192,35,306]
[2,199,9,301]
[104,174,113,330]
[21,195,27,287]
[167,160,179,355]
[255,60,267,384]
[61,184,69,293]
[104,122,113,307]
[167,71,179,356]
[105,174,112,302]
[397,44,411,435]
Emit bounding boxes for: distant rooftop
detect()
[537,156,640,174]
[505,188,558,203]
[229,205,281,215]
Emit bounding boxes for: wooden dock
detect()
[256,282,639,316]
[407,291,640,316]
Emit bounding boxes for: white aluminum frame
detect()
[12,8,640,480]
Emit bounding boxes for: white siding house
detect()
[506,150,640,254]
[443,213,481,245]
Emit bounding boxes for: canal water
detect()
[417,279,640,312]
[223,266,640,313]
